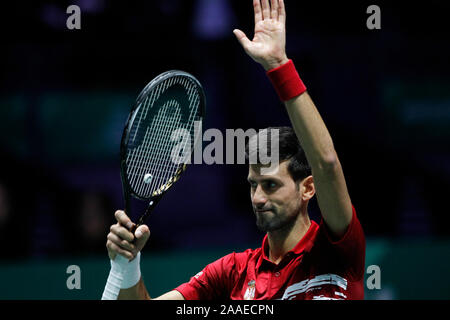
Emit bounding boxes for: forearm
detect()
[118,278,151,300]
[284,91,337,170]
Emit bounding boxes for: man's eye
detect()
[265,181,277,189]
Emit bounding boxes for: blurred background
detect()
[0,0,449,299]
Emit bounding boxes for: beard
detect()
[254,207,298,233]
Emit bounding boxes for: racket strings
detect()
[147,80,201,195]
[143,82,200,195]
[127,77,179,193]
[128,102,181,197]
[141,99,182,195]
[125,76,202,198]
[134,80,183,194]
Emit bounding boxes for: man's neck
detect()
[267,214,311,264]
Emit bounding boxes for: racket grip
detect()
[101,255,129,300]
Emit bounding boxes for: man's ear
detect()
[300,175,315,201]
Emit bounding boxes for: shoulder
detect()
[309,206,366,280]
[317,205,365,248]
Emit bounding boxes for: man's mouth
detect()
[255,208,273,213]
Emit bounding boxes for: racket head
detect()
[120,71,205,210]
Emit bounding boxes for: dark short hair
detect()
[245,126,311,182]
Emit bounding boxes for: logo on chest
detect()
[243,280,256,300]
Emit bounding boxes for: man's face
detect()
[248,160,306,232]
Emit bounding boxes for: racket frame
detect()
[119,70,206,228]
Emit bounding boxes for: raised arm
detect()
[234,0,352,238]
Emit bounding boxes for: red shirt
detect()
[175,206,365,300]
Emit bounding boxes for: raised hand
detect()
[233,0,289,71]
[106,210,150,261]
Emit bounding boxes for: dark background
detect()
[0,0,449,299]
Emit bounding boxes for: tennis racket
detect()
[101,70,206,300]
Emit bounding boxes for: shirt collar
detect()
[257,220,319,270]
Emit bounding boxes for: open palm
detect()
[234,0,289,71]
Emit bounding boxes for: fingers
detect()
[271,0,278,20]
[107,232,136,252]
[107,222,144,261]
[108,211,151,261]
[233,29,252,51]
[253,0,262,25]
[261,0,270,20]
[106,240,134,260]
[134,225,151,251]
[114,210,135,231]
[110,223,135,242]
[278,0,286,24]
[256,0,282,21]
[106,224,135,260]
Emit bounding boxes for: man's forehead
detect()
[248,160,289,178]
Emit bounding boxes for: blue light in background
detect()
[193,0,235,40]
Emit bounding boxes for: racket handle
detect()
[101,255,129,300]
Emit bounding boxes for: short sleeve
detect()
[175,253,236,300]
[320,205,366,280]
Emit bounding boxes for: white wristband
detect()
[101,252,142,300]
[112,252,141,289]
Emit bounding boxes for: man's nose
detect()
[252,185,267,208]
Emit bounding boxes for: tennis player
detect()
[105,0,365,300]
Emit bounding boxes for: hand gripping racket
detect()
[101,70,206,300]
